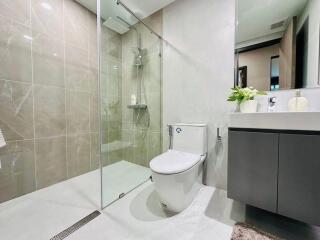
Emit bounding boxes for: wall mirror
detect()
[235,0,320,91]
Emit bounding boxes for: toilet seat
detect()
[150,150,202,175]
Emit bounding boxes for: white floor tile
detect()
[66,183,243,240]
[0,198,92,240]
[0,160,242,240]
[0,161,151,240]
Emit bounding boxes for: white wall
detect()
[297,0,320,88]
[162,0,235,189]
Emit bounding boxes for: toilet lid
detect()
[150,150,201,174]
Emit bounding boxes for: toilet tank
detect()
[171,123,207,155]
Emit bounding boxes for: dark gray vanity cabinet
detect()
[278,134,320,225]
[228,128,320,225]
[228,130,279,213]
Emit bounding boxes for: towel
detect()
[0,129,6,148]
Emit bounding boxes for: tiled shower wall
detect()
[120,12,163,167]
[100,11,162,168]
[100,24,122,166]
[0,0,99,203]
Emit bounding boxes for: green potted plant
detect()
[227,86,266,113]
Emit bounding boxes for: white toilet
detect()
[150,123,207,213]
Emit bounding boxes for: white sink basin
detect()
[229,112,320,131]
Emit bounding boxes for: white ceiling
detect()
[237,0,308,45]
[75,0,175,26]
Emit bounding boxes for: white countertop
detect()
[229,112,320,131]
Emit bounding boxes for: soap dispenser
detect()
[288,90,309,112]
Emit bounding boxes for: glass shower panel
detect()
[99,0,162,208]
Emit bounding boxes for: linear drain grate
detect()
[50,210,101,240]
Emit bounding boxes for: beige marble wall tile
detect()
[64,0,89,50]
[100,25,122,159]
[143,10,162,35]
[133,129,148,166]
[100,70,121,99]
[100,101,108,133]
[35,136,67,189]
[147,131,161,162]
[0,0,30,26]
[133,109,149,131]
[121,30,137,62]
[121,129,133,162]
[99,131,108,167]
[88,13,99,96]
[34,85,66,138]
[100,130,122,166]
[140,30,161,55]
[107,130,120,144]
[0,0,159,201]
[32,32,64,87]
[99,131,107,167]
[67,133,90,178]
[107,150,122,165]
[101,131,108,145]
[0,0,103,203]
[121,65,138,97]
[108,119,122,132]
[100,29,122,103]
[106,64,122,96]
[88,12,98,65]
[140,11,162,54]
[101,130,121,167]
[100,95,121,132]
[65,44,90,91]
[121,95,134,130]
[146,92,161,132]
[90,132,100,170]
[0,16,32,83]
[100,153,108,168]
[89,68,99,96]
[90,94,99,132]
[101,26,121,62]
[31,0,63,38]
[143,53,161,94]
[0,80,34,141]
[67,90,90,134]
[0,140,35,203]
[107,97,122,129]
[99,73,108,97]
[120,11,162,167]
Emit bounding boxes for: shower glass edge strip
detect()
[97,0,103,210]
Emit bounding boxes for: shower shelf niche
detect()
[127,104,148,110]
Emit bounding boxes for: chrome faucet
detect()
[268,96,277,112]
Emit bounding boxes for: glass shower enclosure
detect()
[98,0,163,208]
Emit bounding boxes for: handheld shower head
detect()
[133,48,143,66]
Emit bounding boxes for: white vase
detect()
[240,100,258,113]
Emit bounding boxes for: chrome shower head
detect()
[133,48,143,66]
